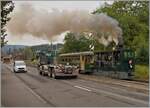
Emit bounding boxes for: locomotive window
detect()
[124,51,134,58]
[65,58,67,62]
[128,51,134,57]
[116,52,120,60]
[94,54,98,60]
[124,52,128,58]
[108,55,112,61]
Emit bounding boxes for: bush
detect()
[31,59,38,65]
[134,65,149,80]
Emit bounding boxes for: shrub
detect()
[134,65,149,80]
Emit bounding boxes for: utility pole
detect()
[89,33,95,51]
[51,41,53,51]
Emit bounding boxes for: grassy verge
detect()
[134,64,149,81]
[24,59,37,67]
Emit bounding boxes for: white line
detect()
[82,86,148,105]
[74,85,92,92]
[24,84,47,104]
[5,64,48,104]
[64,80,148,105]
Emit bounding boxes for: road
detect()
[1,63,149,107]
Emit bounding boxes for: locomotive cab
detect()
[122,50,135,76]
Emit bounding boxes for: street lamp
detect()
[112,47,115,51]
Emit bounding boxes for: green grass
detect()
[134,64,149,80]
[31,59,38,65]
[24,59,38,67]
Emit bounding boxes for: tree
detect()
[60,32,92,53]
[1,1,14,47]
[60,32,109,53]
[23,47,34,60]
[93,1,149,64]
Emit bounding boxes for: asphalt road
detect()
[1,63,149,107]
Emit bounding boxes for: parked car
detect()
[3,57,11,64]
[13,61,27,73]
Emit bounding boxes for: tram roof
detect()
[59,51,94,57]
[94,49,132,54]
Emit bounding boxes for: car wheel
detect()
[47,72,50,77]
[52,72,56,79]
[41,71,44,76]
[42,72,45,76]
[43,72,47,76]
[48,72,52,78]
[39,71,42,75]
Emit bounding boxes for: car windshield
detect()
[15,61,25,66]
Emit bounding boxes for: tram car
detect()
[59,51,94,74]
[59,49,135,79]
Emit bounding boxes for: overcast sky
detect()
[7,1,113,46]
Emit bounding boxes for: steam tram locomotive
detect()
[59,49,135,79]
[94,49,135,79]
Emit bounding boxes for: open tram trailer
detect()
[36,51,78,78]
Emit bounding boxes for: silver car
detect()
[13,61,27,73]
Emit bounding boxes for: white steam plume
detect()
[7,4,123,46]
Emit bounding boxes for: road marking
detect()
[3,64,48,104]
[14,70,56,106]
[5,64,148,106]
[77,79,148,97]
[23,79,48,104]
[74,85,92,92]
[63,80,148,105]
[81,86,148,105]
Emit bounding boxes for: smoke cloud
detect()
[7,4,123,46]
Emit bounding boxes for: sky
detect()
[6,1,113,46]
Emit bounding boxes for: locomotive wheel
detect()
[79,70,81,74]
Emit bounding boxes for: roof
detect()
[94,49,133,54]
[14,60,25,63]
[59,51,94,57]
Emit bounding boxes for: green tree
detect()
[93,1,149,64]
[23,47,34,60]
[1,1,14,47]
[60,32,109,53]
[60,32,92,53]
